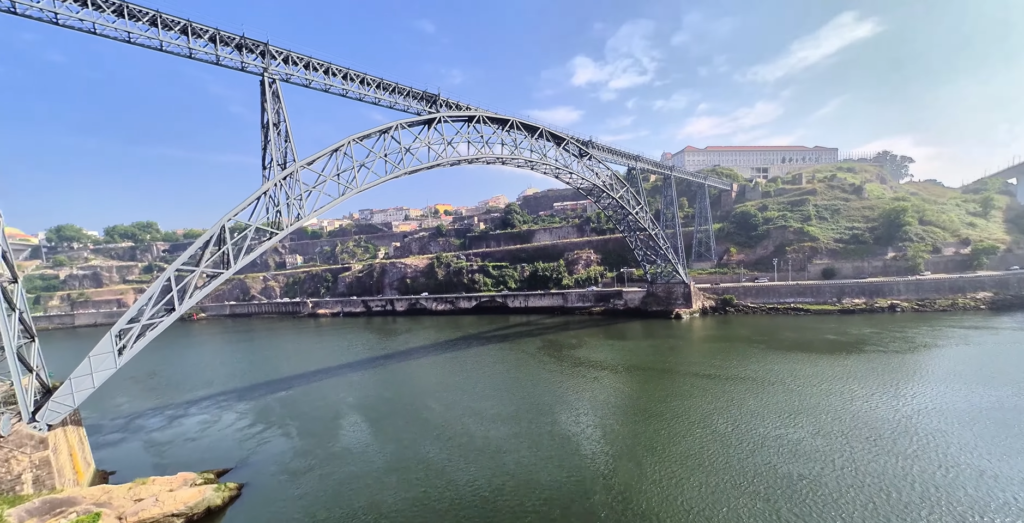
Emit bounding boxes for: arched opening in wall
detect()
[471,299,513,313]
[405,301,430,314]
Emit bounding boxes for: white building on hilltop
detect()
[664,145,839,180]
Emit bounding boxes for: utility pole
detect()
[788,259,792,282]
[773,258,778,282]
[624,268,629,288]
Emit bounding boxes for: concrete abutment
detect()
[0,410,98,496]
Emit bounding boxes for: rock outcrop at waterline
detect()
[5,470,241,523]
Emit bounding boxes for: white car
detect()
[1009,266,1021,271]
[420,292,429,296]
[753,277,770,283]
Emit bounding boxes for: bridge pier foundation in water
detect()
[0,410,98,495]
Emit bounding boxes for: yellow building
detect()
[4,226,40,261]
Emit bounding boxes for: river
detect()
[39,312,1024,522]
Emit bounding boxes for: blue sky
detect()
[2,0,1023,233]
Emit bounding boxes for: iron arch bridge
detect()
[0,0,727,429]
[33,109,687,425]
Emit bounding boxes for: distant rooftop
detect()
[678,145,836,153]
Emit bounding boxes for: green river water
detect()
[39,312,1024,522]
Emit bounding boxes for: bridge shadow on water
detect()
[90,315,638,437]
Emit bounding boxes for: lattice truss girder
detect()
[691,183,717,263]
[0,0,733,190]
[260,75,301,227]
[0,212,52,430]
[35,112,687,425]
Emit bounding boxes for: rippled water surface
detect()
[40,312,1024,522]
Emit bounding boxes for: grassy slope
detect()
[722,163,1023,260]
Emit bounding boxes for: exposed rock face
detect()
[59,271,120,291]
[563,249,600,274]
[6,470,241,523]
[59,264,142,290]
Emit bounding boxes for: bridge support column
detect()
[1017,178,1023,205]
[0,409,97,495]
[641,282,707,314]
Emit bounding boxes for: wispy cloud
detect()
[671,13,736,45]
[808,96,847,120]
[653,90,695,111]
[733,128,803,145]
[743,11,882,83]
[605,115,636,129]
[671,13,736,51]
[414,19,436,34]
[854,136,939,181]
[676,101,784,138]
[697,55,730,77]
[568,19,660,97]
[625,98,638,110]
[524,106,584,126]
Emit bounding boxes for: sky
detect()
[2,0,1023,233]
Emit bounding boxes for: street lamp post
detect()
[773,258,778,282]
[624,268,629,288]
[788,259,792,282]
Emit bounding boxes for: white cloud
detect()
[697,55,730,77]
[605,115,636,129]
[808,96,847,120]
[694,102,712,114]
[414,19,436,34]
[743,11,882,83]
[625,98,638,110]
[568,20,660,94]
[853,136,941,182]
[733,129,803,145]
[671,12,736,48]
[524,106,584,126]
[598,131,650,143]
[653,90,695,111]
[677,101,784,138]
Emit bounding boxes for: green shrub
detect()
[718,295,737,308]
[22,274,61,294]
[49,255,71,267]
[821,266,838,280]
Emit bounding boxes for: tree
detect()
[435,222,448,236]
[303,227,324,240]
[969,241,1001,270]
[443,209,453,217]
[905,243,931,274]
[103,224,144,244]
[160,231,181,242]
[978,193,998,217]
[45,224,95,248]
[821,267,838,280]
[181,228,205,240]
[872,150,916,183]
[698,166,745,184]
[49,255,71,267]
[500,202,531,230]
[876,203,917,245]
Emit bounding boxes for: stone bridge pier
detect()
[0,410,98,495]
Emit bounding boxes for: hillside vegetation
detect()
[712,163,1023,265]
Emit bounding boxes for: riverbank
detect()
[2,470,240,523]
[706,292,1024,315]
[30,272,1024,329]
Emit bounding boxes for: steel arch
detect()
[36,112,687,425]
